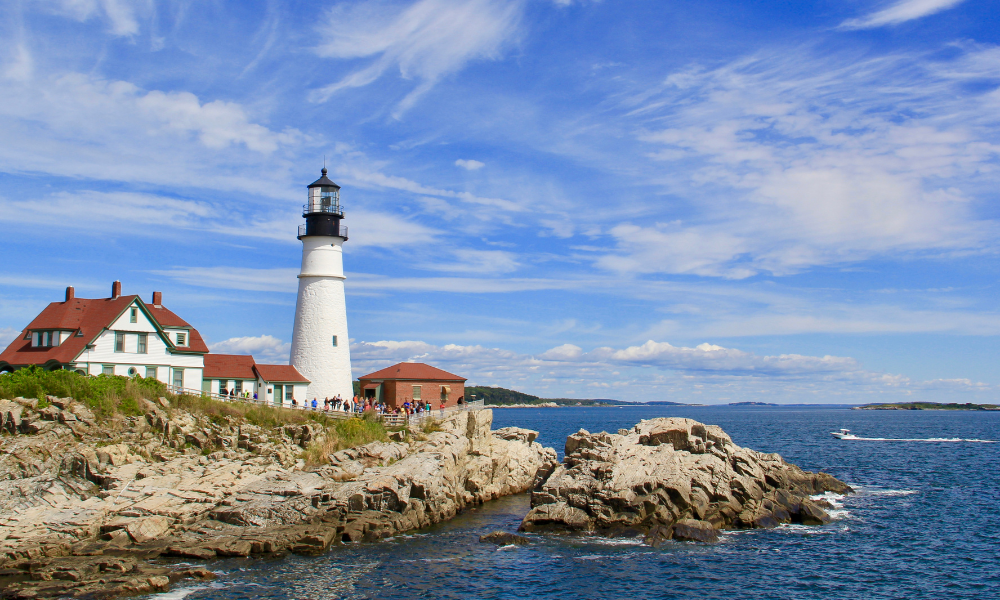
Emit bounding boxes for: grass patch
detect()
[420,418,443,434]
[170,393,343,430]
[300,415,388,467]
[1,367,390,467]
[0,366,164,418]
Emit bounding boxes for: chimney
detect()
[152,291,162,307]
[112,280,122,299]
[65,286,75,302]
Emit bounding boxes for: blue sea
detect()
[155,406,1000,600]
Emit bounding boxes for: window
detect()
[115,332,125,352]
[234,380,243,394]
[102,365,114,376]
[176,332,187,346]
[130,307,138,323]
[412,385,422,400]
[172,368,184,389]
[332,335,338,347]
[219,379,229,394]
[42,331,51,347]
[128,367,138,377]
[145,366,157,379]
[285,386,294,402]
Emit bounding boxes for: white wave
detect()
[857,488,919,497]
[580,536,646,547]
[144,586,209,600]
[810,491,846,508]
[777,523,838,534]
[497,543,519,551]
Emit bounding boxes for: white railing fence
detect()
[163,385,484,427]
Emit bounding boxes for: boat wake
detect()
[841,436,994,443]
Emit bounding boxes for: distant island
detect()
[729,402,778,406]
[854,402,999,411]
[466,386,632,407]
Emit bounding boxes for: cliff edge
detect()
[0,396,556,598]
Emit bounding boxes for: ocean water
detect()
[156,406,1000,600]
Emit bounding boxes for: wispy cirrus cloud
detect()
[839,0,966,30]
[38,0,145,37]
[601,44,1000,278]
[0,71,306,196]
[310,0,524,115]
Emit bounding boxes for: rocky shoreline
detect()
[0,398,852,598]
[520,417,852,544]
[0,396,555,599]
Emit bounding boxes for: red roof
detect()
[0,293,209,368]
[203,354,257,379]
[254,364,309,383]
[359,362,466,382]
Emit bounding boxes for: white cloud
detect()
[839,0,966,30]
[311,0,524,114]
[455,159,485,170]
[0,327,20,349]
[351,337,996,402]
[210,335,291,364]
[137,89,301,153]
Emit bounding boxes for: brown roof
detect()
[254,364,309,383]
[0,293,209,368]
[203,354,257,379]
[359,362,466,382]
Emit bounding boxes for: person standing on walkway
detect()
[440,401,445,416]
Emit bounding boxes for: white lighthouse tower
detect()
[289,168,353,402]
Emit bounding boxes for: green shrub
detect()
[0,366,165,418]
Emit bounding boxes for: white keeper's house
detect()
[0,282,309,406]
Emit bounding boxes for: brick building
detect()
[357,362,466,409]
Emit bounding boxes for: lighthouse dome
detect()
[308,167,340,189]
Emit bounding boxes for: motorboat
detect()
[830,428,858,440]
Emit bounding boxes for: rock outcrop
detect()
[0,397,556,598]
[520,418,851,544]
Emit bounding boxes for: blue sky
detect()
[1,0,998,403]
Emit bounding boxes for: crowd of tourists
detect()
[214,386,466,419]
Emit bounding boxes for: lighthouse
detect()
[289,167,353,402]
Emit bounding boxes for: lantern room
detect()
[300,167,348,239]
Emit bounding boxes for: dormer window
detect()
[176,332,187,346]
[31,331,61,347]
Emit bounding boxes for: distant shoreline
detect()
[854,402,999,411]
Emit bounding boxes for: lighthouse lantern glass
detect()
[308,186,340,214]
